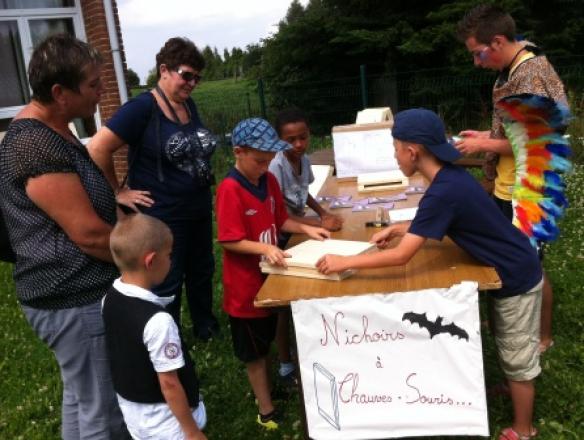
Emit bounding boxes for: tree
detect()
[258,0,584,133]
[230,47,244,80]
[222,48,232,78]
[202,45,223,80]
[283,0,305,24]
[242,44,263,79]
[126,68,140,88]
[145,67,158,88]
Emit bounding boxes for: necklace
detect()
[154,85,191,125]
[507,46,526,71]
[496,46,527,87]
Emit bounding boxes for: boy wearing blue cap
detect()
[216,118,330,430]
[317,109,543,440]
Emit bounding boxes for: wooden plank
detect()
[254,173,501,307]
[259,264,356,281]
[260,239,375,281]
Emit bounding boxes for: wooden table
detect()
[255,174,501,307]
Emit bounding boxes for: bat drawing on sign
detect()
[402,312,469,341]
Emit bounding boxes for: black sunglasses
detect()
[175,68,202,83]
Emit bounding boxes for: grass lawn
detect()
[1,159,583,439]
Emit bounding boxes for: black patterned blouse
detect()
[0,119,118,309]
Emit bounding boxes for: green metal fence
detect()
[133,62,584,157]
[260,63,584,136]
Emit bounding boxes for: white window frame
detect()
[0,0,101,133]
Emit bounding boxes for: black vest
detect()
[102,286,199,406]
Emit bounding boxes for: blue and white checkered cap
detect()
[231,118,291,152]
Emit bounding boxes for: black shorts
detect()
[229,314,277,363]
[493,196,513,221]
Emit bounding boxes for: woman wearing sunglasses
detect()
[89,37,220,341]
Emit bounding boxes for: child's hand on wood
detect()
[263,244,291,267]
[370,224,408,249]
[316,254,347,274]
[305,226,331,241]
[321,212,344,231]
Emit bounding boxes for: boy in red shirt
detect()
[216,118,329,430]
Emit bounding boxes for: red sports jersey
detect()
[216,171,288,318]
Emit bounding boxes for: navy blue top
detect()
[409,164,542,298]
[107,92,215,220]
[226,167,268,201]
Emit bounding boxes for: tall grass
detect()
[2,158,584,439]
[567,93,584,165]
[2,98,583,438]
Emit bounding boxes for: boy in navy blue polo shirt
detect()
[317,109,543,440]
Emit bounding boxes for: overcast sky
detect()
[117,0,308,82]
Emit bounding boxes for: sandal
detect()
[498,427,538,440]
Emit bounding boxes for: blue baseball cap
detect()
[231,118,291,152]
[392,108,462,163]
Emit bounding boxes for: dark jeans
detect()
[153,215,219,336]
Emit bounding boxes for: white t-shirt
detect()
[269,151,315,216]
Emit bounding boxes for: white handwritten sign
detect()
[332,123,398,178]
[291,282,488,439]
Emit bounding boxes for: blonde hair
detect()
[110,213,172,271]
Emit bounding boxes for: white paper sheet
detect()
[389,207,418,223]
[333,127,398,178]
[309,165,333,198]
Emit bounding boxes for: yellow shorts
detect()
[493,278,543,381]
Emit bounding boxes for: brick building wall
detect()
[80,0,129,181]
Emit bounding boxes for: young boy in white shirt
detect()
[103,213,207,440]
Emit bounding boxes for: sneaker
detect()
[256,409,281,430]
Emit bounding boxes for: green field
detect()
[132,78,257,96]
[132,79,263,142]
[1,157,583,438]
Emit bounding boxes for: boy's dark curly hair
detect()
[274,107,310,136]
